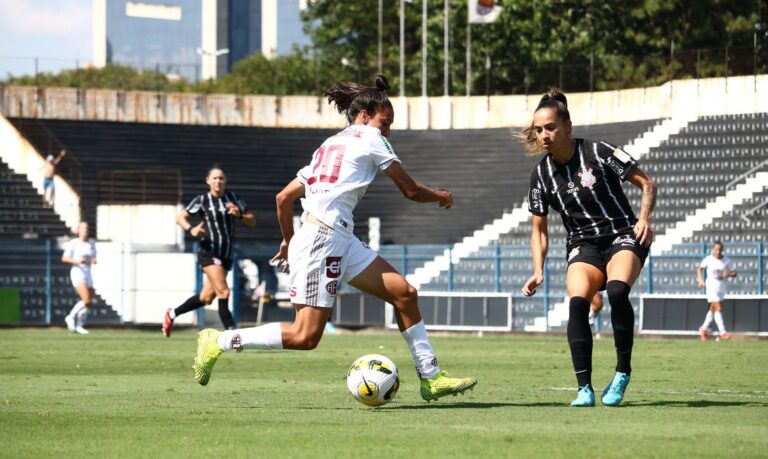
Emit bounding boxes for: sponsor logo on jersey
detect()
[326,281,338,294]
[326,256,342,278]
[612,234,636,247]
[568,247,581,261]
[566,181,580,195]
[578,167,596,189]
[289,287,297,297]
[530,188,542,209]
[605,156,625,176]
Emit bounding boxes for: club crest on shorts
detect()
[568,247,581,261]
[326,256,342,278]
[326,281,338,294]
[578,167,596,189]
[289,287,297,297]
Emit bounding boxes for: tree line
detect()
[2,0,765,96]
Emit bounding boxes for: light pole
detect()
[196,47,230,81]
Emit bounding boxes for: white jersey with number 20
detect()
[297,124,400,237]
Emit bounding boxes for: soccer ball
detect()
[346,354,400,407]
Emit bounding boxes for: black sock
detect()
[607,280,634,375]
[218,298,235,329]
[174,295,205,317]
[567,296,593,388]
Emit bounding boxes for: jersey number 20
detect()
[307,145,345,185]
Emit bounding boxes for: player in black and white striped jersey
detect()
[520,89,657,407]
[163,165,256,337]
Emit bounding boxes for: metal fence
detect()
[1,239,764,327]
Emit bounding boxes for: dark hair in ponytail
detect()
[324,75,393,123]
[518,88,571,155]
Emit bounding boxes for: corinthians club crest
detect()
[578,167,596,189]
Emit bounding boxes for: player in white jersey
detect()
[192,75,477,402]
[696,241,737,341]
[61,222,97,334]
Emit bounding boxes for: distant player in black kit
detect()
[520,89,657,407]
[163,165,256,337]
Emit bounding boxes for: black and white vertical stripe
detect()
[185,190,247,259]
[305,226,330,305]
[527,138,638,245]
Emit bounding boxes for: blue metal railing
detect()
[1,240,765,325]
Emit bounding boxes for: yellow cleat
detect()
[193,329,223,386]
[420,371,477,402]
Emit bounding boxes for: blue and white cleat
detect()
[601,372,631,406]
[570,384,595,407]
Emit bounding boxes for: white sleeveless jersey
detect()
[297,124,400,237]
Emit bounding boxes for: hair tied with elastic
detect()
[375,74,390,92]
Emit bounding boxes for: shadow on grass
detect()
[382,401,565,410]
[627,400,768,408]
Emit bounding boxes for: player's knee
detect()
[394,283,418,307]
[293,332,322,350]
[216,286,230,299]
[606,280,631,305]
[200,292,215,304]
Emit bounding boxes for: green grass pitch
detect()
[1,328,766,458]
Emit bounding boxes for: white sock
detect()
[168,309,176,320]
[76,307,88,327]
[217,322,283,352]
[401,320,440,379]
[702,311,714,329]
[69,301,85,318]
[713,311,727,334]
[588,309,596,326]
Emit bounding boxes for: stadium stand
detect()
[419,113,767,331]
[0,158,70,238]
[8,118,547,245]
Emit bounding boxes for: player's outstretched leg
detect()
[571,384,596,407]
[193,328,223,386]
[601,371,631,406]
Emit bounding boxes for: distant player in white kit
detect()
[192,75,477,402]
[696,241,737,341]
[61,221,97,334]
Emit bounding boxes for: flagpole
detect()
[422,0,427,98]
[466,20,471,96]
[378,0,383,74]
[444,0,449,97]
[399,0,405,96]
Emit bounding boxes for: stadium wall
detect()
[0,114,81,231]
[1,75,766,129]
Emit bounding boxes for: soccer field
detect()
[1,329,766,458]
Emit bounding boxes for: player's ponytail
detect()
[325,75,393,124]
[518,87,571,155]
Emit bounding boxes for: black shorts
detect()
[197,250,232,271]
[565,231,649,287]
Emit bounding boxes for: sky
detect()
[0,0,93,78]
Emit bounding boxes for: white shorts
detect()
[706,288,725,303]
[70,266,93,288]
[287,223,378,307]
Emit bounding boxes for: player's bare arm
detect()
[177,210,205,237]
[627,167,656,247]
[272,178,305,272]
[522,214,548,296]
[384,162,452,208]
